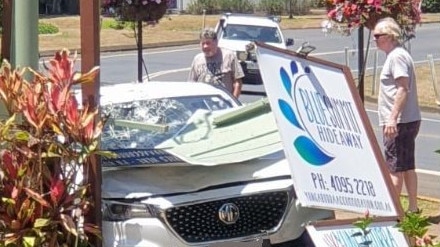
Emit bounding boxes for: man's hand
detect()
[384,123,398,139]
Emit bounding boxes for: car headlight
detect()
[237,51,248,61]
[102,201,154,221]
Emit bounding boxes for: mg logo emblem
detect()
[218,203,240,224]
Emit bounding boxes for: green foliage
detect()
[0,50,106,246]
[422,0,440,13]
[311,0,328,8]
[217,0,254,13]
[101,18,131,30]
[186,0,254,14]
[352,210,373,236]
[258,0,284,15]
[186,0,219,14]
[395,210,440,246]
[38,22,59,34]
[396,210,430,240]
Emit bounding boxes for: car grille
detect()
[164,191,289,243]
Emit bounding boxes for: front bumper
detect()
[102,179,303,247]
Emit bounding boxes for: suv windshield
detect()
[221,24,282,43]
[101,95,233,150]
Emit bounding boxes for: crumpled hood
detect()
[219,40,286,52]
[102,152,291,199]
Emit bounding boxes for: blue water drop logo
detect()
[278,61,334,166]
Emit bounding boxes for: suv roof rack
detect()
[222,12,281,23]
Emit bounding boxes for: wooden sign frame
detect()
[255,42,403,217]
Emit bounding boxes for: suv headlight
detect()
[102,201,154,221]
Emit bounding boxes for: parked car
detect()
[215,14,294,85]
[94,82,333,246]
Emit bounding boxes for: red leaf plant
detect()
[0,49,108,247]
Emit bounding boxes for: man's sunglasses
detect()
[373,33,388,39]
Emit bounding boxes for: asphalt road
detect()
[96,23,440,172]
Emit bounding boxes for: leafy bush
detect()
[186,0,254,14]
[217,0,254,13]
[0,49,109,247]
[258,0,284,15]
[101,18,131,30]
[186,0,218,14]
[422,0,440,13]
[38,22,59,34]
[311,0,327,8]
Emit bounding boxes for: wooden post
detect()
[358,25,365,103]
[79,1,101,246]
[1,0,12,61]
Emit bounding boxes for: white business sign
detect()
[256,44,399,216]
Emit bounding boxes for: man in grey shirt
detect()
[188,28,244,98]
[374,17,421,213]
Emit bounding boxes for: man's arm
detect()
[187,59,198,82]
[232,78,242,98]
[231,53,244,98]
[384,76,409,138]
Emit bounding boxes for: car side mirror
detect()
[219,19,225,30]
[286,38,294,47]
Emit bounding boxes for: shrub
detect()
[186,0,218,14]
[101,18,130,30]
[0,49,110,247]
[311,0,327,8]
[258,0,284,15]
[38,22,59,34]
[422,0,440,13]
[217,0,254,13]
[186,0,254,14]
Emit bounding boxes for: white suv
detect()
[98,82,334,247]
[215,14,294,85]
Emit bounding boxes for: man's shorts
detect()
[383,121,421,173]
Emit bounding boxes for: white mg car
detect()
[97,82,333,247]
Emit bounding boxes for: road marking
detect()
[416,168,440,176]
[366,109,440,123]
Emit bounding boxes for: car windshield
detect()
[101,95,233,150]
[222,24,282,43]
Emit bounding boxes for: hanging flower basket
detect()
[326,0,421,35]
[102,0,169,23]
[363,11,392,30]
